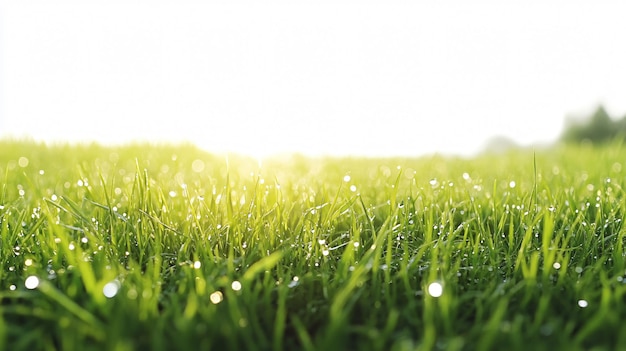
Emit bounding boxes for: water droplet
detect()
[427,282,443,297]
[210,291,223,304]
[18,157,29,168]
[127,289,138,299]
[25,276,39,289]
[552,262,561,270]
[575,267,583,274]
[322,249,329,256]
[578,299,588,308]
[287,276,300,288]
[103,280,121,298]
[509,181,516,188]
[350,185,357,192]
[231,281,242,291]
[192,159,205,173]
[193,261,202,269]
[9,284,16,291]
[343,175,351,182]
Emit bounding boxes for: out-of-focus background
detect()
[1,1,625,158]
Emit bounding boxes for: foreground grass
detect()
[1,140,626,350]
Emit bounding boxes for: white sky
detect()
[1,1,626,157]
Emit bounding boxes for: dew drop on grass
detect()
[350,185,357,192]
[553,262,561,270]
[9,285,16,291]
[193,261,202,269]
[427,282,443,298]
[192,159,205,173]
[343,175,351,182]
[103,280,121,298]
[25,276,39,289]
[322,249,329,256]
[210,291,223,304]
[288,276,300,288]
[509,181,516,188]
[127,289,138,299]
[578,299,588,308]
[575,267,583,274]
[18,157,29,168]
[231,281,242,291]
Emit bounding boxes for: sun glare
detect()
[2,2,626,156]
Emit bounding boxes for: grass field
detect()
[1,140,626,350]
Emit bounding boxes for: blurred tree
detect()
[615,113,626,137]
[560,105,625,143]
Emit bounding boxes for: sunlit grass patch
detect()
[1,140,626,350]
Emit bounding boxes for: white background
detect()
[2,1,626,157]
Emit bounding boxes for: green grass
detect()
[1,140,626,350]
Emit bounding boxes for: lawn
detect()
[1,140,625,350]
